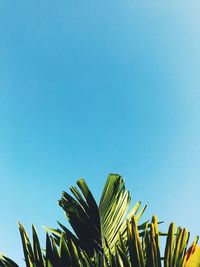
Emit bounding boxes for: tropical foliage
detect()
[0,174,200,267]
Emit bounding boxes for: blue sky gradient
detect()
[0,0,200,265]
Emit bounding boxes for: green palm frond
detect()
[99,174,147,254]
[58,177,102,256]
[57,174,146,256]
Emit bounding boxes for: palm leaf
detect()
[59,177,101,256]
[58,173,146,256]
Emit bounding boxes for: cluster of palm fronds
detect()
[0,174,200,266]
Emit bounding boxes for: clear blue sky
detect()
[0,0,200,265]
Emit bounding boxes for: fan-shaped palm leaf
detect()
[57,174,146,256]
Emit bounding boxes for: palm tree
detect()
[0,174,200,266]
